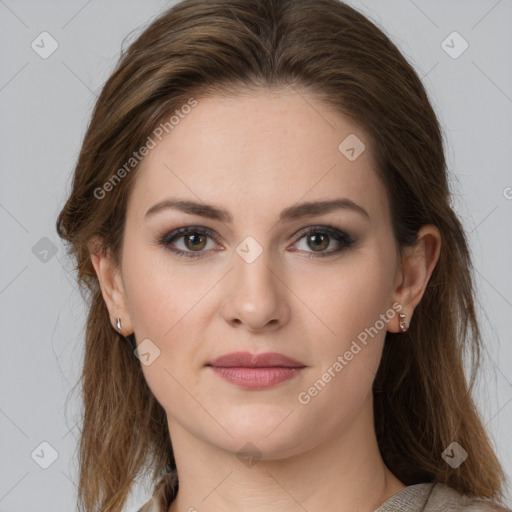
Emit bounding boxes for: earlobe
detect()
[88,240,134,335]
[389,225,441,333]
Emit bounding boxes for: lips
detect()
[206,351,306,389]
[207,351,305,368]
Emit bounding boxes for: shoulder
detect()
[376,482,511,512]
[424,482,511,512]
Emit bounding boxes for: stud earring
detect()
[399,313,408,332]
[116,317,122,333]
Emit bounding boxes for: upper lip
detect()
[207,351,306,368]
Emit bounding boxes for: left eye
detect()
[290,226,355,257]
[294,231,338,253]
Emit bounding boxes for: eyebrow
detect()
[144,197,370,223]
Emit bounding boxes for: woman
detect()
[56,0,510,511]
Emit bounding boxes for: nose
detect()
[219,245,291,332]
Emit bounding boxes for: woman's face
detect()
[117,87,404,458]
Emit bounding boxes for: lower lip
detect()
[209,366,304,389]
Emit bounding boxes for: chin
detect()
[209,414,312,460]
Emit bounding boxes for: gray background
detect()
[0,0,511,510]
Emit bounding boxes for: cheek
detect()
[302,251,396,352]
[291,247,396,422]
[121,240,209,340]
[120,243,206,411]
[291,261,394,434]
[120,241,217,396]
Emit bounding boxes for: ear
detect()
[388,225,441,333]
[88,238,134,336]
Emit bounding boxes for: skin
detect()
[91,87,441,512]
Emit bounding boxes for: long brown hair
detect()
[56,0,507,510]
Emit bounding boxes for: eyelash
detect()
[158,225,355,260]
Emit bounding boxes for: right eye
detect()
[158,226,222,259]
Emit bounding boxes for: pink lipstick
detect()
[206,351,306,389]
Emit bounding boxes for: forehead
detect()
[128,87,389,224]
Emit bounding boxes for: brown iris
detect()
[307,232,330,252]
[184,233,208,251]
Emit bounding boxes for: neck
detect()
[167,395,405,512]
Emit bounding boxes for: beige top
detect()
[137,481,511,512]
